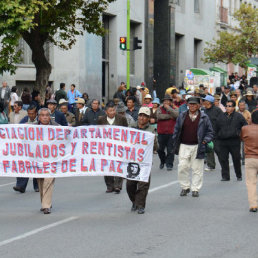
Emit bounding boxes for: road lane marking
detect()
[0,216,78,248]
[149,180,178,193]
[0,182,15,188]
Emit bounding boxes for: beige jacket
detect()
[9,110,27,124]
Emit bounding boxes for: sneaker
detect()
[167,166,173,171]
[114,188,121,194]
[249,207,257,212]
[180,188,190,196]
[138,207,145,214]
[205,167,215,172]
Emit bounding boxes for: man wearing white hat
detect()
[142,94,153,108]
[126,106,156,214]
[75,97,87,126]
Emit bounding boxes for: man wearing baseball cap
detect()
[126,106,156,214]
[172,97,214,197]
[203,95,223,171]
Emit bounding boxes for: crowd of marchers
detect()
[0,77,257,215]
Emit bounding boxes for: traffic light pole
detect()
[127,0,130,90]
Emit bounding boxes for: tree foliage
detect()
[0,0,115,90]
[203,3,258,68]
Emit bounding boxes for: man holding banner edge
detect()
[126,107,156,214]
[37,108,59,214]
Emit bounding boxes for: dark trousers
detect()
[206,140,219,169]
[16,177,38,191]
[206,150,215,169]
[126,176,150,209]
[157,134,174,168]
[217,140,242,179]
[104,176,123,190]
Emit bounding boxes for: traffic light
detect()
[120,37,127,50]
[133,37,142,50]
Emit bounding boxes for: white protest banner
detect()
[0,125,154,182]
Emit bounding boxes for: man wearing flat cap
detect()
[47,99,68,126]
[172,97,214,197]
[157,95,179,171]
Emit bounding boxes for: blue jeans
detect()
[16,178,38,191]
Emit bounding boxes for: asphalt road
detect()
[0,154,257,258]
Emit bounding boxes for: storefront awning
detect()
[209,67,227,74]
[246,63,257,68]
[190,68,212,76]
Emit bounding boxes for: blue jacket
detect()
[51,110,68,126]
[172,110,214,159]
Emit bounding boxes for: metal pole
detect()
[127,0,130,90]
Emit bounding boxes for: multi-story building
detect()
[174,0,217,86]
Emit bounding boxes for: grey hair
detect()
[38,108,51,115]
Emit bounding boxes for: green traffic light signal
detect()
[120,37,127,50]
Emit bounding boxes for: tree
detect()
[0,0,115,96]
[203,3,258,69]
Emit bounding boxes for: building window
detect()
[194,0,200,13]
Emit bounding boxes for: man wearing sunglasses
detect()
[214,100,247,181]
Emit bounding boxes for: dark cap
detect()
[162,95,173,101]
[187,97,201,104]
[47,99,57,104]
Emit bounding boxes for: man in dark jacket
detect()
[221,85,231,107]
[47,99,68,126]
[203,95,223,171]
[81,99,105,125]
[13,105,39,193]
[157,95,179,171]
[55,83,67,104]
[172,97,214,197]
[98,101,128,193]
[214,100,247,181]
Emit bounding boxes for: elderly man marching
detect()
[37,108,59,214]
[172,97,214,197]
